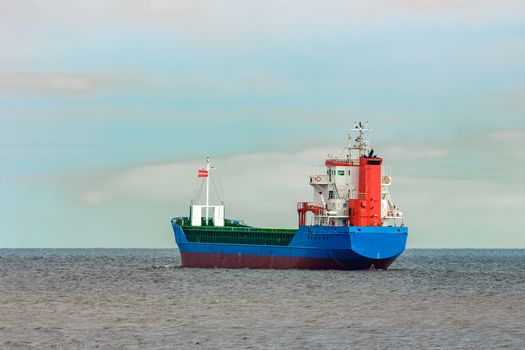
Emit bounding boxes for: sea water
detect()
[1,249,524,349]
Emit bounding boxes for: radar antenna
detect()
[350,121,371,157]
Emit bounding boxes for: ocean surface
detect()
[0,249,524,349]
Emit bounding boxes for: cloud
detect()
[129,0,199,18]
[156,68,303,98]
[124,0,525,35]
[381,146,451,160]
[488,130,525,143]
[77,146,345,230]
[354,0,525,23]
[78,148,330,209]
[3,1,524,49]
[0,73,101,93]
[126,0,525,25]
[0,72,143,95]
[77,131,525,247]
[78,190,113,206]
[395,176,525,248]
[79,130,524,207]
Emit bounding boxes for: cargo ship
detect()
[171,123,407,270]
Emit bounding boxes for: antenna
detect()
[350,121,371,157]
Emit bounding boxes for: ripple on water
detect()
[0,249,524,349]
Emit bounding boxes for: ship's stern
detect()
[348,226,408,269]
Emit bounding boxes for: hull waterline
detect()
[180,251,397,270]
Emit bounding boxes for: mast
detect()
[205,156,210,224]
[351,121,370,157]
[192,157,224,227]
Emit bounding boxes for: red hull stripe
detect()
[180,252,395,270]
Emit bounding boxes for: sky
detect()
[1,0,524,248]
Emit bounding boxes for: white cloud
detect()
[78,148,333,227]
[77,132,525,247]
[382,146,451,160]
[0,73,100,93]
[352,0,525,23]
[395,176,525,248]
[158,68,303,97]
[2,1,524,47]
[126,0,525,25]
[0,72,142,95]
[488,130,525,142]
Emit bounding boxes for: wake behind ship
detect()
[171,123,408,270]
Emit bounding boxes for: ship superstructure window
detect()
[328,191,335,199]
[337,170,345,176]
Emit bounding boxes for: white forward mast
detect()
[205,156,210,223]
[191,157,225,227]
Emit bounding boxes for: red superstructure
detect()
[297,122,403,227]
[348,157,383,226]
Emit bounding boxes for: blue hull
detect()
[173,225,408,270]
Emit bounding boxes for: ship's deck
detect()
[173,217,297,246]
